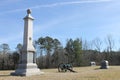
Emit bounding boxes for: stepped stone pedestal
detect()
[11,9,43,76]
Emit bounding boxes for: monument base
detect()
[11,63,44,76]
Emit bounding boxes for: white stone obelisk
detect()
[11,9,43,76]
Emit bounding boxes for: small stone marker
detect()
[100,60,109,69]
[90,61,96,66]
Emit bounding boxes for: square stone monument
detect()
[11,9,43,76]
[100,60,109,69]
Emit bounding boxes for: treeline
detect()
[35,37,82,68]
[0,44,20,70]
[0,35,120,70]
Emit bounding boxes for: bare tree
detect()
[93,38,102,52]
[82,40,88,50]
[82,40,93,50]
[105,35,114,52]
[0,43,10,70]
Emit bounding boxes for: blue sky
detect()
[0,0,120,50]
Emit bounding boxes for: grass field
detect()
[0,66,120,80]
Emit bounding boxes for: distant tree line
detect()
[0,35,120,70]
[0,43,20,70]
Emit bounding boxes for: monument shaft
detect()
[22,9,35,64]
[23,14,35,52]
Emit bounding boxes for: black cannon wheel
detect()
[58,63,65,72]
[67,64,73,71]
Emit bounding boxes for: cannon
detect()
[58,63,76,72]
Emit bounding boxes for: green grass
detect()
[0,66,120,80]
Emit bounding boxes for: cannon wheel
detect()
[58,63,65,72]
[67,64,73,71]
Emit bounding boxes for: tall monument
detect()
[11,9,43,76]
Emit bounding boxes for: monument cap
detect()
[27,9,31,14]
[24,9,34,20]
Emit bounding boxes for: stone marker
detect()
[90,61,96,66]
[11,9,43,76]
[100,60,109,69]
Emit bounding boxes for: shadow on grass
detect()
[94,68,100,70]
[0,74,11,77]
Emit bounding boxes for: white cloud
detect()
[31,0,111,9]
[0,0,111,15]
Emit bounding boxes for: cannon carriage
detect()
[58,63,76,72]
